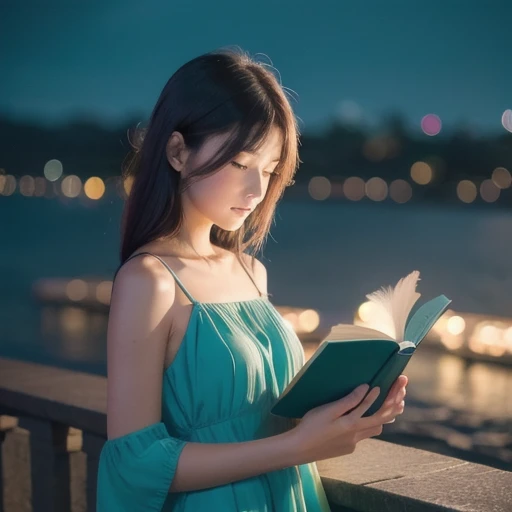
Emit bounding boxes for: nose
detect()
[244,169,265,201]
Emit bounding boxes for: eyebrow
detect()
[242,150,281,162]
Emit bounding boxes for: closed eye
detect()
[231,161,248,170]
[231,161,281,177]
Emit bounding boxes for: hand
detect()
[289,375,408,465]
[350,374,407,446]
[288,384,379,464]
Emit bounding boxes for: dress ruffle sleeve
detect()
[96,422,187,511]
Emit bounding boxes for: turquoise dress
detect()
[97,252,331,511]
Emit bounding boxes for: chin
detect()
[214,218,246,232]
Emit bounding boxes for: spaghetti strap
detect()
[236,253,264,298]
[121,251,198,305]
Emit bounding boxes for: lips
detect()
[231,207,251,211]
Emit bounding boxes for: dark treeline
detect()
[1,114,511,206]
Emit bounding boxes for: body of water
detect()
[1,194,511,469]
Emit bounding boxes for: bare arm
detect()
[172,428,300,492]
[106,254,300,494]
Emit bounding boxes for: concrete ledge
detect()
[318,438,511,511]
[0,356,106,435]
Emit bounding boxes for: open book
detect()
[271,271,451,419]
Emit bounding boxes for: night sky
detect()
[1,0,509,134]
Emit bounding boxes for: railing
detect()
[0,357,510,512]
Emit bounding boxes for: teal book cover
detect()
[271,271,452,419]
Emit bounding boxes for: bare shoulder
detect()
[240,252,268,296]
[106,253,176,439]
[113,253,176,298]
[110,253,177,352]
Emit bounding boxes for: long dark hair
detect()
[119,47,300,265]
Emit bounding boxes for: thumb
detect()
[333,384,370,416]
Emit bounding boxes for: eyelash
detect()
[231,161,280,177]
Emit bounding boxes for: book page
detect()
[324,324,396,342]
[364,271,421,342]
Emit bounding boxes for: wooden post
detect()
[18,416,73,512]
[0,415,20,512]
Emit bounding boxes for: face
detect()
[180,125,283,231]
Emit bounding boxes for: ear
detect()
[165,131,191,173]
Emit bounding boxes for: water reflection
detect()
[379,348,512,468]
[405,349,512,420]
[39,306,107,362]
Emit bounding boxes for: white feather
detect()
[365,270,421,341]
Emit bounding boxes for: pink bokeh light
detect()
[421,114,442,136]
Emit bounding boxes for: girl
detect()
[96,47,407,511]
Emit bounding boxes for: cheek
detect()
[187,172,234,215]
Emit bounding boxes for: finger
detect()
[396,387,406,404]
[382,401,405,423]
[354,424,383,442]
[332,384,370,417]
[384,398,406,416]
[344,386,380,421]
[388,386,406,406]
[384,375,408,406]
[358,395,404,429]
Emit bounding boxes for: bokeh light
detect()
[502,109,512,133]
[389,179,413,203]
[0,175,16,196]
[410,161,433,185]
[491,167,511,189]
[358,301,382,323]
[66,280,88,301]
[297,309,320,333]
[19,175,36,196]
[44,159,63,181]
[96,281,113,305]
[421,114,442,136]
[365,177,388,201]
[308,176,331,200]
[479,179,500,203]
[84,177,106,200]
[447,316,466,336]
[343,177,365,201]
[61,175,83,198]
[456,180,477,203]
